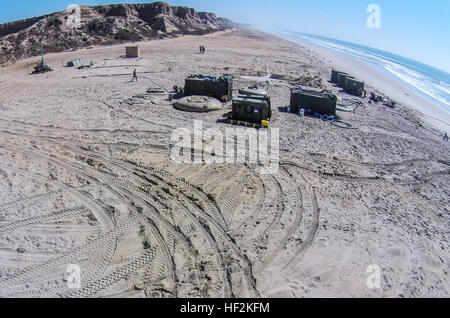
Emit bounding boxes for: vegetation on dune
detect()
[114,29,141,41]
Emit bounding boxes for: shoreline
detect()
[272,30,450,135]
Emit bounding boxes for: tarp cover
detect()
[67,58,90,68]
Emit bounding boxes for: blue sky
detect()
[1,0,449,73]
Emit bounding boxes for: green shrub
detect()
[46,18,62,28]
[114,29,141,41]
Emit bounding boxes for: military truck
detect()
[290,87,337,115]
[184,74,234,101]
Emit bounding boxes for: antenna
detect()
[30,22,53,74]
[38,23,44,62]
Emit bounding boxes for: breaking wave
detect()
[277,30,450,115]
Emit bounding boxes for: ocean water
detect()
[277,30,450,115]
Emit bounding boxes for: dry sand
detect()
[0,28,448,298]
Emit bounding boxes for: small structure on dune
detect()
[126,45,140,58]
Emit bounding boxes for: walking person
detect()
[131,69,138,82]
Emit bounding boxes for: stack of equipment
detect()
[290,86,337,115]
[331,70,347,84]
[370,92,384,103]
[231,95,272,127]
[238,85,269,98]
[344,78,366,97]
[337,73,354,88]
[331,70,366,97]
[184,74,234,101]
[31,59,53,75]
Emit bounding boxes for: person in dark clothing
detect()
[131,69,138,82]
[444,133,449,142]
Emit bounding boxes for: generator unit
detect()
[31,59,53,75]
[290,87,337,115]
[344,78,366,97]
[337,73,354,88]
[331,70,347,84]
[184,74,234,101]
[238,94,271,107]
[232,95,272,125]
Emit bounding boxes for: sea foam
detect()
[278,30,450,115]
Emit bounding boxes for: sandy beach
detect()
[0,28,448,298]
[283,37,450,135]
